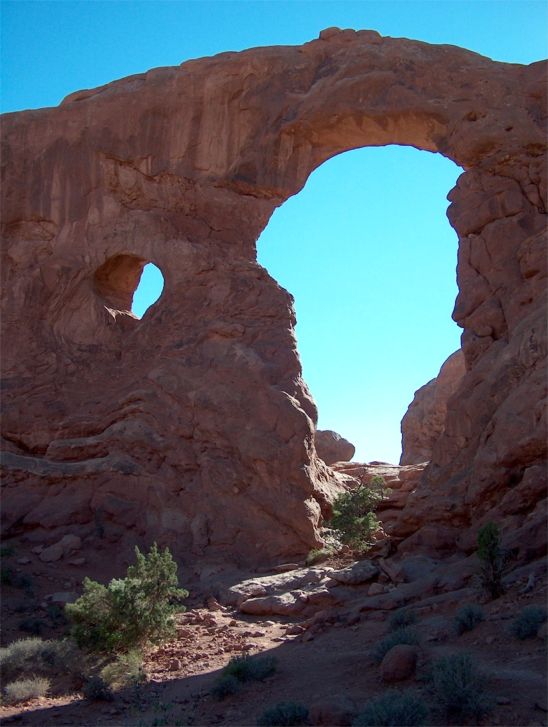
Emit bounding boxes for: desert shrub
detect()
[454,604,485,635]
[82,674,114,701]
[257,701,309,726]
[431,652,492,722]
[211,654,277,700]
[477,522,508,599]
[4,676,50,704]
[329,476,387,553]
[66,543,188,654]
[210,673,242,700]
[223,654,277,682]
[353,690,428,726]
[510,605,547,640]
[372,627,419,664]
[100,649,145,689]
[389,608,417,630]
[0,638,73,682]
[305,547,334,566]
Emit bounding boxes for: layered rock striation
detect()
[1,28,546,566]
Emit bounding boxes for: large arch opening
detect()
[257,146,462,464]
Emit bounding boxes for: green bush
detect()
[211,674,242,700]
[66,543,188,654]
[431,652,492,722]
[258,701,309,726]
[372,627,419,664]
[329,476,387,553]
[101,649,145,690]
[82,674,114,701]
[353,690,428,726]
[223,654,277,682]
[454,604,485,635]
[389,608,417,630]
[4,676,50,704]
[510,605,547,639]
[305,547,334,566]
[477,522,507,599]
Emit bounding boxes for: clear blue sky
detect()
[2,1,546,463]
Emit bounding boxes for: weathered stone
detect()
[39,544,64,563]
[330,561,379,585]
[315,430,355,465]
[1,32,546,567]
[48,591,78,604]
[239,592,305,616]
[400,351,465,465]
[380,644,418,682]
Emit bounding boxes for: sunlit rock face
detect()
[400,350,465,466]
[1,29,546,566]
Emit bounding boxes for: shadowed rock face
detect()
[1,29,546,566]
[400,350,465,466]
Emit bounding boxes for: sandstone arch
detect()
[1,29,546,566]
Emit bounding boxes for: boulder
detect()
[329,561,379,585]
[315,430,356,465]
[380,644,418,682]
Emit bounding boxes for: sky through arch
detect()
[257,146,462,463]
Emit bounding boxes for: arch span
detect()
[1,30,546,565]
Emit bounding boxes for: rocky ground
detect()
[1,536,546,727]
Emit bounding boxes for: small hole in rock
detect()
[132,263,164,318]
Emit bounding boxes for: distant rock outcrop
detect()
[315,430,356,464]
[400,350,466,465]
[1,29,546,567]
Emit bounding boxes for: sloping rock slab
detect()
[329,561,379,585]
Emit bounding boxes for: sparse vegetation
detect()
[305,547,335,566]
[66,543,188,654]
[100,649,145,690]
[0,638,75,683]
[211,654,277,700]
[372,627,419,664]
[4,676,50,704]
[223,654,277,682]
[477,522,507,599]
[329,475,388,553]
[510,605,547,640]
[353,690,428,726]
[454,604,485,635]
[431,652,492,722]
[257,701,309,726]
[211,673,242,700]
[82,674,114,701]
[389,608,417,630]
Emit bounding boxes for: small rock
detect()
[368,582,386,596]
[16,557,31,565]
[68,557,86,566]
[285,624,305,635]
[534,699,548,712]
[485,635,496,644]
[31,546,44,554]
[206,596,222,611]
[303,632,315,642]
[39,543,64,563]
[169,658,182,671]
[496,697,511,705]
[59,534,82,551]
[380,645,418,682]
[48,591,78,605]
[229,619,238,626]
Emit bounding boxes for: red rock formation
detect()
[314,430,355,465]
[1,29,546,566]
[400,350,465,465]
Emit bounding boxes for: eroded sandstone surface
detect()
[1,28,546,567]
[400,350,465,465]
